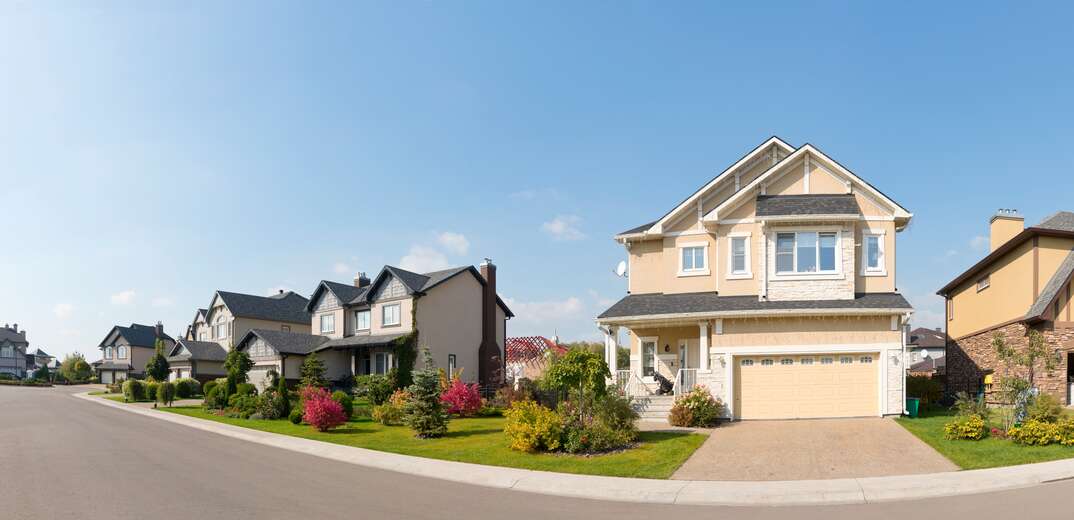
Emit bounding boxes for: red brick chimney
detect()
[478,259,503,387]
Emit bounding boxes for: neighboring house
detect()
[24,348,54,376]
[184,309,210,341]
[939,210,1074,404]
[597,137,914,420]
[166,339,227,383]
[236,262,513,391]
[908,356,945,378]
[906,327,947,365]
[94,323,174,384]
[505,336,567,383]
[0,324,29,378]
[202,290,311,351]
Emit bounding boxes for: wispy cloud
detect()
[503,296,584,324]
[541,215,586,241]
[53,303,74,319]
[151,297,173,308]
[970,235,989,252]
[399,245,450,273]
[436,232,470,255]
[333,262,351,275]
[111,290,136,305]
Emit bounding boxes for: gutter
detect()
[597,307,913,325]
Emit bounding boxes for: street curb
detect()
[75,392,1074,507]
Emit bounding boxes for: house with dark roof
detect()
[235,262,513,390]
[94,322,174,384]
[939,210,1074,404]
[906,327,947,366]
[597,137,914,420]
[0,324,29,378]
[505,336,567,382]
[166,339,228,383]
[183,308,209,341]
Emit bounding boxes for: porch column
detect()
[603,326,619,372]
[699,321,710,371]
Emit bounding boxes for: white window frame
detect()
[382,304,401,327]
[354,309,371,332]
[639,336,658,380]
[677,241,710,277]
[772,228,844,279]
[727,233,752,279]
[861,231,887,276]
[104,346,113,360]
[1,345,14,358]
[117,346,127,359]
[320,313,335,334]
[373,351,391,375]
[448,354,457,374]
[976,275,990,292]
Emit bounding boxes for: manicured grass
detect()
[88,390,109,395]
[161,406,706,479]
[102,394,153,403]
[896,409,1074,469]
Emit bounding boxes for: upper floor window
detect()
[776,231,838,274]
[382,304,401,326]
[448,354,457,374]
[976,275,990,292]
[948,299,955,321]
[679,243,708,276]
[728,234,751,278]
[863,233,885,274]
[355,310,371,331]
[117,346,127,359]
[0,345,13,358]
[104,346,113,359]
[213,315,229,339]
[320,314,335,334]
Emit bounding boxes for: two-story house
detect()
[939,210,1074,404]
[234,261,513,391]
[95,322,174,383]
[0,324,29,378]
[166,291,312,382]
[597,137,914,420]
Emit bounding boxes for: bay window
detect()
[775,231,839,274]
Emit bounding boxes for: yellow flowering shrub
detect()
[1009,418,1074,446]
[943,414,986,440]
[503,400,562,452]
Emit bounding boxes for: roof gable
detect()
[306,280,370,312]
[211,290,311,325]
[235,329,328,355]
[1026,249,1074,322]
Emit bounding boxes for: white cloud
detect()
[399,245,450,273]
[151,297,173,308]
[111,290,136,305]
[503,296,584,324]
[541,215,586,241]
[587,289,615,308]
[53,303,74,319]
[970,235,989,252]
[436,232,470,255]
[333,262,351,275]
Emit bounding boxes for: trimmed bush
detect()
[943,414,986,440]
[230,395,259,419]
[557,393,638,454]
[289,407,304,425]
[440,379,483,417]
[504,400,562,452]
[235,383,257,398]
[157,381,176,407]
[123,379,146,402]
[331,391,354,418]
[668,386,725,427]
[355,374,395,405]
[145,381,160,401]
[204,386,227,410]
[302,387,347,431]
[1027,393,1063,423]
[174,378,199,399]
[202,379,220,397]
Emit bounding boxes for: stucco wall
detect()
[415,272,483,383]
[947,239,1042,338]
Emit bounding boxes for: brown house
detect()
[939,210,1074,404]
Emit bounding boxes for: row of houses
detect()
[0,324,54,379]
[94,261,513,391]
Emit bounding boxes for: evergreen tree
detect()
[300,352,328,388]
[277,369,292,416]
[223,349,253,396]
[32,364,51,382]
[403,350,448,438]
[144,339,170,382]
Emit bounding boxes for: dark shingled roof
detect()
[598,292,912,319]
[617,220,658,237]
[95,362,133,371]
[216,291,311,325]
[909,356,945,374]
[104,323,174,348]
[0,327,28,344]
[1038,211,1074,232]
[319,333,409,350]
[237,329,329,355]
[168,339,227,362]
[360,265,515,317]
[907,327,947,348]
[756,194,861,217]
[1026,249,1074,321]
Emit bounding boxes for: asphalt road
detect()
[2,385,1072,520]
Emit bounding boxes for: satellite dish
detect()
[921,349,930,359]
[614,260,628,277]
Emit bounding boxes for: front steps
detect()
[632,395,675,421]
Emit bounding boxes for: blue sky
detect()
[3,1,1073,361]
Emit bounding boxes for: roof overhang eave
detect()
[596,307,914,326]
[756,213,862,223]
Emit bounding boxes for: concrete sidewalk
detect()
[75,392,1074,507]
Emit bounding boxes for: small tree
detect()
[223,349,253,396]
[144,339,171,382]
[404,350,448,438]
[300,352,328,389]
[60,353,92,383]
[540,349,610,422]
[276,372,292,417]
[994,330,1056,390]
[157,381,176,407]
[32,364,51,382]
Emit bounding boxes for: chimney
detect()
[354,272,370,288]
[155,321,164,338]
[12,324,16,333]
[990,209,1024,251]
[478,258,502,386]
[279,289,285,295]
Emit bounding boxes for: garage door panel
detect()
[734,353,878,420]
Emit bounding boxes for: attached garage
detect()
[100,371,114,384]
[733,353,879,420]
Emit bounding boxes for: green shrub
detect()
[1008,420,1059,445]
[504,400,562,452]
[235,383,257,398]
[476,405,503,417]
[204,386,227,410]
[556,393,637,454]
[953,391,989,418]
[253,388,290,420]
[1027,393,1063,423]
[943,414,986,440]
[106,382,123,394]
[289,407,304,425]
[906,375,943,406]
[403,351,449,438]
[1057,418,1074,446]
[202,379,221,397]
[174,378,199,399]
[355,374,395,405]
[331,391,354,418]
[229,394,259,419]
[157,381,176,407]
[145,381,160,401]
[668,386,725,427]
[122,379,145,402]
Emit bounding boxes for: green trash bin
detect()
[906,397,920,418]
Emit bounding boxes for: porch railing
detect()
[615,369,651,397]
[673,368,698,396]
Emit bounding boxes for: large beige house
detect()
[597,137,914,420]
[94,323,174,383]
[939,210,1074,404]
[235,261,513,391]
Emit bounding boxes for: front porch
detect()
[602,320,724,403]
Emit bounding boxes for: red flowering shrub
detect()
[440,379,483,417]
[302,387,347,432]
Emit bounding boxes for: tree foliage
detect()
[300,352,328,389]
[404,350,448,438]
[144,339,171,382]
[60,353,93,382]
[540,349,610,399]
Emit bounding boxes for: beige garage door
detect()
[734,353,879,420]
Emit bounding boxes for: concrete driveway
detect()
[671,417,957,481]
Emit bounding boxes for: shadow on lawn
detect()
[442,428,503,438]
[638,431,693,442]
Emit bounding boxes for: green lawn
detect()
[896,409,1074,469]
[160,406,706,479]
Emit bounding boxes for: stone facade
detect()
[765,227,856,301]
[886,346,906,414]
[947,322,1074,404]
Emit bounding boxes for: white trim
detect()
[677,242,710,277]
[698,321,710,371]
[771,229,843,279]
[638,336,658,379]
[598,307,909,325]
[861,232,887,276]
[716,343,896,356]
[803,155,810,194]
[663,229,710,237]
[726,232,753,279]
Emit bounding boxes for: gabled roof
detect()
[212,290,311,325]
[1039,211,1074,232]
[306,280,371,312]
[506,336,567,364]
[99,323,173,349]
[30,348,51,358]
[0,327,27,344]
[167,339,227,362]
[755,194,862,218]
[320,333,409,350]
[235,329,329,356]
[598,292,912,322]
[1026,249,1074,322]
[909,356,945,374]
[907,327,947,348]
[362,265,515,317]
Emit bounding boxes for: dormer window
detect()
[775,231,839,274]
[678,242,709,277]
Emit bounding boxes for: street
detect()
[1,385,1070,519]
